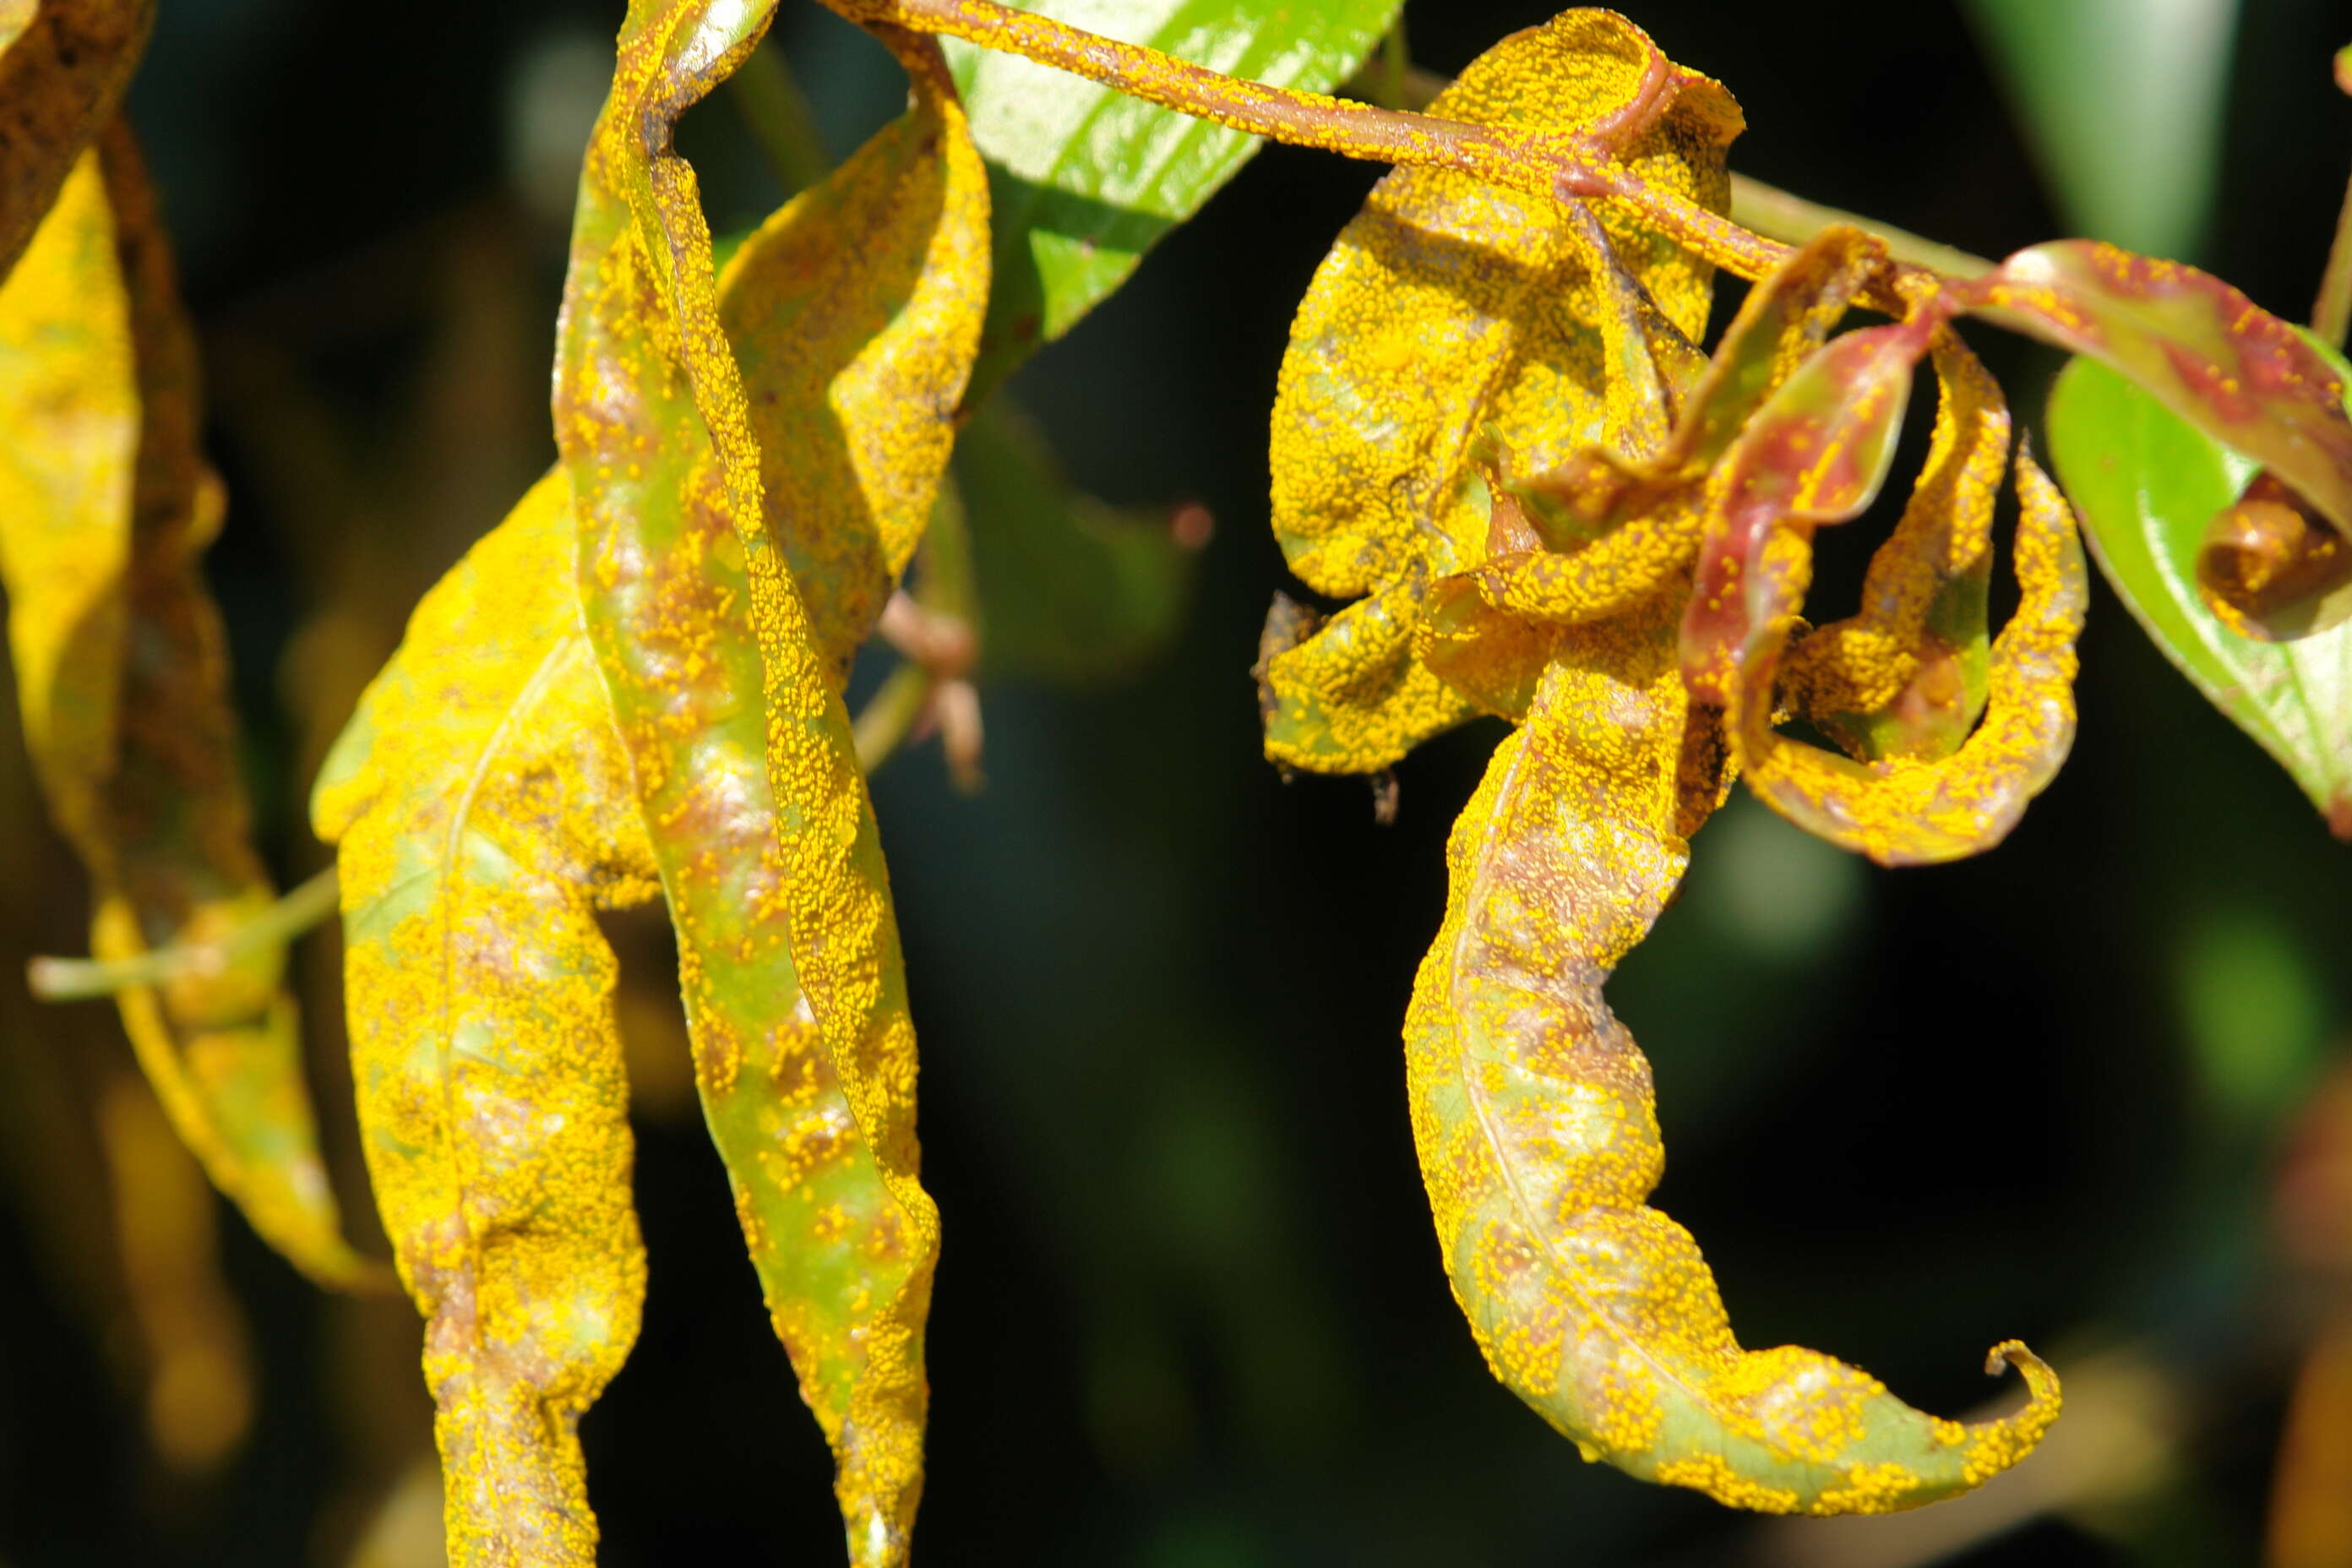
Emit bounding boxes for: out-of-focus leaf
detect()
[1962,0,2235,261]
[0,0,152,281]
[555,3,955,1562]
[2047,351,2352,835]
[1403,616,2059,1513]
[0,136,373,1287]
[945,0,1404,400]
[1262,8,1740,773]
[956,400,1194,684]
[311,476,660,1568]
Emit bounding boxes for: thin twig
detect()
[852,661,936,773]
[2313,46,2352,349]
[1729,173,1995,281]
[29,867,341,1002]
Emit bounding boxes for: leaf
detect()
[2047,351,2352,836]
[0,0,152,282]
[1262,9,1740,773]
[1403,613,2061,1513]
[0,134,374,1288]
[945,0,1405,401]
[311,475,660,1568]
[955,398,1195,685]
[718,63,992,681]
[555,4,963,1562]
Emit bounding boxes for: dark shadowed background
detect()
[3,1,2351,1564]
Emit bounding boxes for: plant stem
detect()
[853,661,934,773]
[1729,172,1995,281]
[836,0,1796,286]
[29,867,341,1002]
[731,42,834,197]
[2316,45,2352,347]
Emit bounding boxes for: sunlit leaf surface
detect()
[2048,351,2352,836]
[945,0,1404,400]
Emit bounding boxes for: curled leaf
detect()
[0,0,152,281]
[2194,472,2352,642]
[2047,351,2352,836]
[1263,8,1739,773]
[1739,449,2087,867]
[1960,242,2352,631]
[0,137,372,1287]
[556,3,956,1560]
[1404,629,2060,1512]
[312,477,659,1568]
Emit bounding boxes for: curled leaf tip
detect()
[2196,472,2352,640]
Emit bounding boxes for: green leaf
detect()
[955,400,1195,684]
[2047,351,2352,836]
[945,0,1403,401]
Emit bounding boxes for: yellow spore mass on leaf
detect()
[1260,7,1740,774]
[0,139,372,1288]
[313,476,661,1568]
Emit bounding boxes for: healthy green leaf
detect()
[0,135,374,1288]
[2047,351,2352,836]
[945,0,1405,400]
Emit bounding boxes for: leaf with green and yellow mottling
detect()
[0,135,373,1288]
[556,3,957,1561]
[312,475,660,1568]
[1403,607,2061,1512]
[1262,8,1739,773]
[0,0,150,282]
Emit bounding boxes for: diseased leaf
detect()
[718,69,991,681]
[2048,351,2352,836]
[1403,617,2061,1513]
[945,0,1405,400]
[0,0,152,282]
[1263,9,1739,773]
[311,476,660,1568]
[956,399,1195,685]
[555,4,960,1561]
[0,136,373,1287]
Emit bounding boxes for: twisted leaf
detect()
[1263,8,1739,772]
[312,477,658,1568]
[0,136,371,1286]
[1404,609,2060,1511]
[0,0,151,282]
[558,3,952,1560]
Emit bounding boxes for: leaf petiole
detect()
[28,865,340,1002]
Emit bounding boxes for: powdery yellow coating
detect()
[1403,623,2061,1511]
[1260,9,1739,774]
[0,140,371,1288]
[0,0,151,281]
[1738,450,2087,867]
[312,476,661,1568]
[553,5,959,1563]
[1779,334,2002,761]
[717,56,989,683]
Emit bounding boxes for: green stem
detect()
[852,662,935,774]
[1729,172,1995,281]
[730,42,834,197]
[29,866,341,1002]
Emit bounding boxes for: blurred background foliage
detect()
[3,1,2351,1565]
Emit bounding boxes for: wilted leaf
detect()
[1403,617,2061,1512]
[2047,351,2352,836]
[312,476,660,1568]
[0,136,373,1287]
[0,0,152,282]
[945,0,1405,401]
[1263,8,1740,773]
[555,3,960,1561]
[956,399,1195,685]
